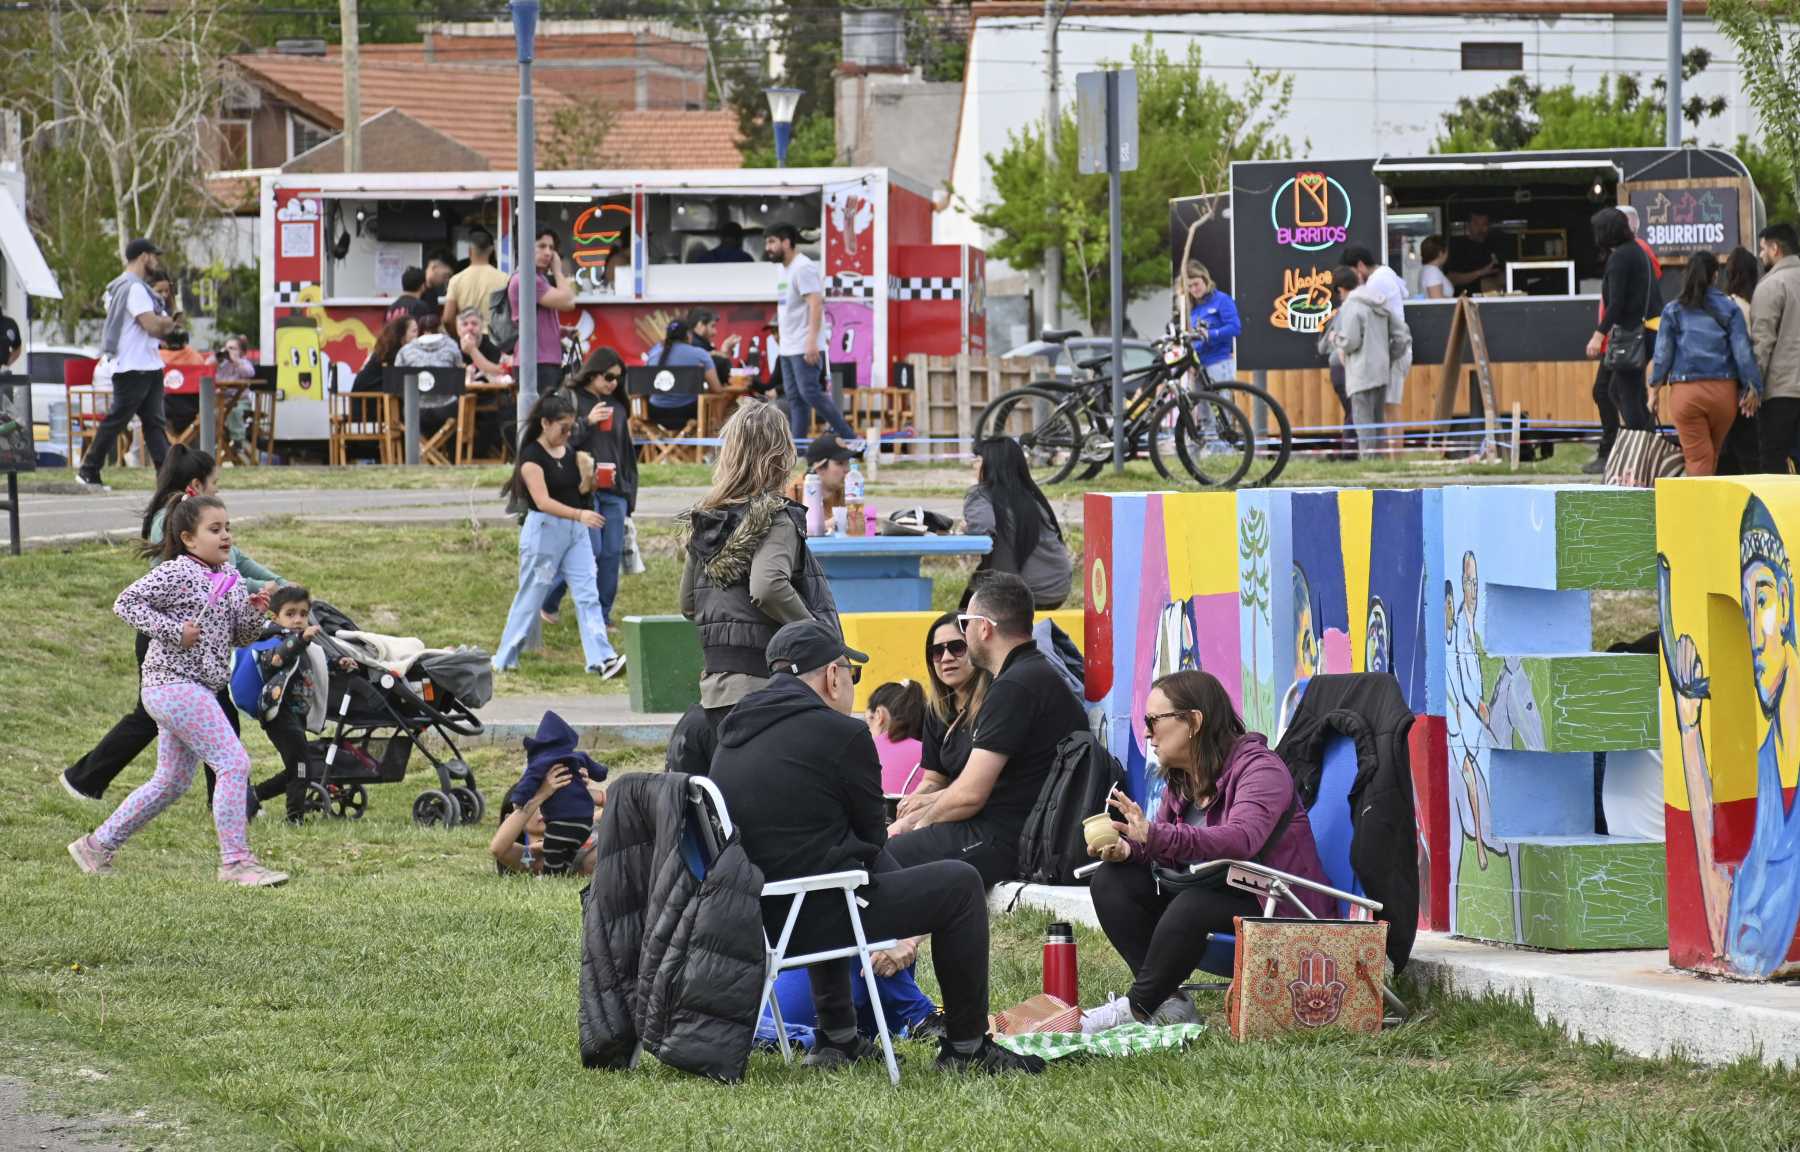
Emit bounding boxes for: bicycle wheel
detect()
[1166,393,1256,488]
[979,386,1086,484]
[1209,381,1293,487]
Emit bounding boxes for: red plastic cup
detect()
[595,462,616,490]
[596,405,615,432]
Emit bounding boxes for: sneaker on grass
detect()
[935,1036,1046,1075]
[218,859,289,888]
[802,1033,883,1069]
[67,835,115,876]
[60,770,102,803]
[1147,991,1200,1027]
[1081,994,1135,1035]
[596,654,627,681]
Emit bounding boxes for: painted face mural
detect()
[274,316,325,402]
[1366,597,1390,675]
[1293,565,1320,682]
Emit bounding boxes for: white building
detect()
[944,0,1753,334]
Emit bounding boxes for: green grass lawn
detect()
[6,514,1795,1151]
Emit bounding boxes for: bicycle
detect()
[978,330,1257,488]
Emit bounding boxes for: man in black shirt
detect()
[888,572,1089,885]
[1445,211,1508,295]
[709,620,1044,1075]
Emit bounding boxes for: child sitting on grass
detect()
[490,711,608,876]
[232,584,354,823]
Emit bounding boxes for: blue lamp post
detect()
[512,0,540,426]
[764,86,804,168]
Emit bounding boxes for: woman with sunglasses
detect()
[1084,669,1332,1031]
[542,347,637,628]
[890,612,993,835]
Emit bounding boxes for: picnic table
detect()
[807,534,993,613]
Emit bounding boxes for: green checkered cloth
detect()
[993,1021,1206,1061]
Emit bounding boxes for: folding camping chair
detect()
[685,777,902,1086]
[1177,676,1407,1020]
[627,365,705,464]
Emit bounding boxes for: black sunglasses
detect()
[928,639,969,661]
[603,369,623,382]
[838,661,863,685]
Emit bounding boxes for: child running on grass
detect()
[69,494,289,887]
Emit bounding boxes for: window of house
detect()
[287,112,334,159]
[1461,42,1524,71]
[209,119,252,170]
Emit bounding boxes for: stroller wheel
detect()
[412,789,460,829]
[331,783,368,821]
[450,786,484,825]
[300,781,333,821]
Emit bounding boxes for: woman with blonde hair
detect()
[678,402,841,727]
[1182,260,1242,386]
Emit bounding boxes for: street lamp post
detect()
[764,86,804,168]
[512,0,539,431]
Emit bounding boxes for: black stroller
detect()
[299,600,492,828]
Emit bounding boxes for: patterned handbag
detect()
[1226,917,1388,1041]
[1603,428,1685,488]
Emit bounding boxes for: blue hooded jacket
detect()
[508,710,605,824]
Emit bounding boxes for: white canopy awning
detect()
[0,185,61,299]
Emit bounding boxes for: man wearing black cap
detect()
[78,238,183,490]
[709,620,1045,1076]
[784,432,855,512]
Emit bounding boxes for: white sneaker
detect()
[68,834,116,876]
[1081,994,1136,1035]
[598,654,628,681]
[218,859,289,888]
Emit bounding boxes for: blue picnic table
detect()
[806,534,993,613]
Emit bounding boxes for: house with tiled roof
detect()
[209,20,739,177]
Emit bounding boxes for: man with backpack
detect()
[708,620,1045,1075]
[888,572,1090,885]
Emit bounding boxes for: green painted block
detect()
[1555,489,1656,590]
[623,615,702,714]
[1454,835,1668,950]
[1516,837,1667,950]
[1476,653,1658,752]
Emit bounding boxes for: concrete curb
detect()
[468,719,677,747]
[989,881,1800,1067]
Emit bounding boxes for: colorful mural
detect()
[1442,486,1665,950]
[1657,477,1800,979]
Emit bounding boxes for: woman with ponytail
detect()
[644,317,719,431]
[62,444,281,805]
[493,393,626,679]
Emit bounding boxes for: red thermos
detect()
[1043,921,1078,1005]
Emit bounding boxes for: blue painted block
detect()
[830,577,934,614]
[1487,750,1596,838]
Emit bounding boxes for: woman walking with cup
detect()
[542,348,637,628]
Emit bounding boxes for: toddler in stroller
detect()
[230,584,358,822]
[282,599,495,825]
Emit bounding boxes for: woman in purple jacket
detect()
[1087,670,1331,1027]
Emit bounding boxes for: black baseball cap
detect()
[805,433,857,467]
[124,238,163,261]
[766,620,867,677]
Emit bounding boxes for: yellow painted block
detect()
[1164,492,1238,599]
[841,610,1084,711]
[1338,489,1374,671]
[1656,477,1800,811]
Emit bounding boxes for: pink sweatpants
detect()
[94,682,253,866]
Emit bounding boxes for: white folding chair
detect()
[686,777,903,1086]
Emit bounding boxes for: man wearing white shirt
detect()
[78,238,183,490]
[1344,245,1414,455]
[765,223,856,443]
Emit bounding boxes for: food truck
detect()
[258,166,987,442]
[1170,147,1763,432]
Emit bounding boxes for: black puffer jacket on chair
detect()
[579,772,767,1082]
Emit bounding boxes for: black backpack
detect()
[1016,731,1126,886]
[487,281,518,354]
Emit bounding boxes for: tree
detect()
[1711,0,1800,215]
[1434,51,1726,153]
[541,94,617,171]
[972,40,1292,328]
[2,1,235,339]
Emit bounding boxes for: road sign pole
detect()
[1106,70,1125,474]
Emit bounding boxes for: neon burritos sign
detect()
[1269,266,1336,334]
[1271,171,1352,251]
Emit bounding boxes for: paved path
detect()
[15,485,995,548]
[0,1078,131,1152]
[474,691,680,744]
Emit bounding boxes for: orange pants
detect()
[1668,379,1739,477]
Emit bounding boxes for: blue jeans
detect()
[542,492,628,622]
[782,353,856,441]
[495,511,617,672]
